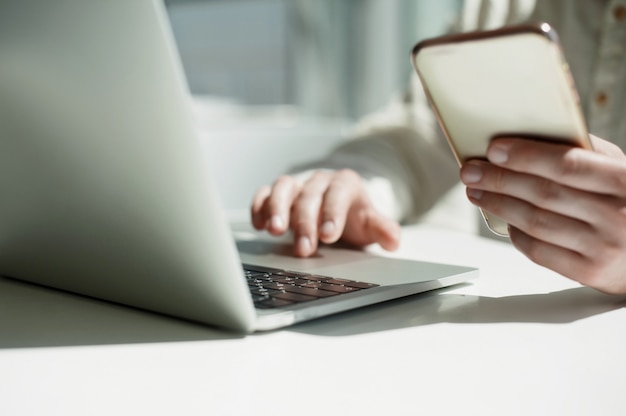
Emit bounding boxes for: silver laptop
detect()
[0,0,477,332]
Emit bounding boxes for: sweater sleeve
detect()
[288,0,537,224]
[289,78,459,224]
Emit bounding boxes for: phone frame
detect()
[410,22,591,237]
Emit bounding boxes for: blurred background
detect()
[164,0,461,212]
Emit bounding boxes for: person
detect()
[250,0,626,295]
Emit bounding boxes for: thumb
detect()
[367,212,401,251]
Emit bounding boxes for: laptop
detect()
[0,0,477,333]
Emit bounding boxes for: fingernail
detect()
[297,236,312,254]
[461,163,482,184]
[320,220,335,237]
[270,215,284,230]
[467,188,483,200]
[488,143,509,164]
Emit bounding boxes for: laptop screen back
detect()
[0,0,256,331]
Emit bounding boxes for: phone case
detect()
[411,23,591,237]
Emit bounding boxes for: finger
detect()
[508,226,626,294]
[508,226,589,284]
[588,134,626,159]
[486,138,626,197]
[318,169,362,244]
[365,211,401,251]
[341,204,401,250]
[266,176,300,235]
[250,185,271,230]
[460,160,626,233]
[291,171,333,257]
[465,187,596,256]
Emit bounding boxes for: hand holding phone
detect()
[411,23,591,236]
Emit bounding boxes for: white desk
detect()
[1,223,625,416]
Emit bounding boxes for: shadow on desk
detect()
[0,277,241,349]
[3,276,626,348]
[290,286,626,337]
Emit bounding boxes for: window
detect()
[166,0,460,119]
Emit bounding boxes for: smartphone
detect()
[411,23,591,236]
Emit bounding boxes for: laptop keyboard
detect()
[243,264,380,309]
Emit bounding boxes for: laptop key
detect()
[242,264,283,274]
[257,298,294,309]
[304,275,332,282]
[281,285,338,298]
[244,264,379,309]
[300,281,323,288]
[251,294,269,303]
[317,283,359,293]
[273,291,317,303]
[340,281,380,289]
[264,282,286,291]
[319,278,379,289]
[271,276,299,284]
[250,287,281,296]
[275,270,311,278]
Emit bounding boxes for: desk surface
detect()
[1,223,625,416]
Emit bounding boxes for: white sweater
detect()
[291,0,626,236]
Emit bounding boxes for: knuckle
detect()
[334,169,361,185]
[273,175,293,186]
[309,170,330,183]
[589,196,626,231]
[292,192,321,218]
[604,204,626,232]
[610,167,626,192]
[337,168,359,179]
[525,208,552,236]
[592,238,622,265]
[534,177,562,202]
[617,205,626,227]
[491,167,508,193]
[559,149,585,177]
[291,216,316,236]
[298,184,323,202]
